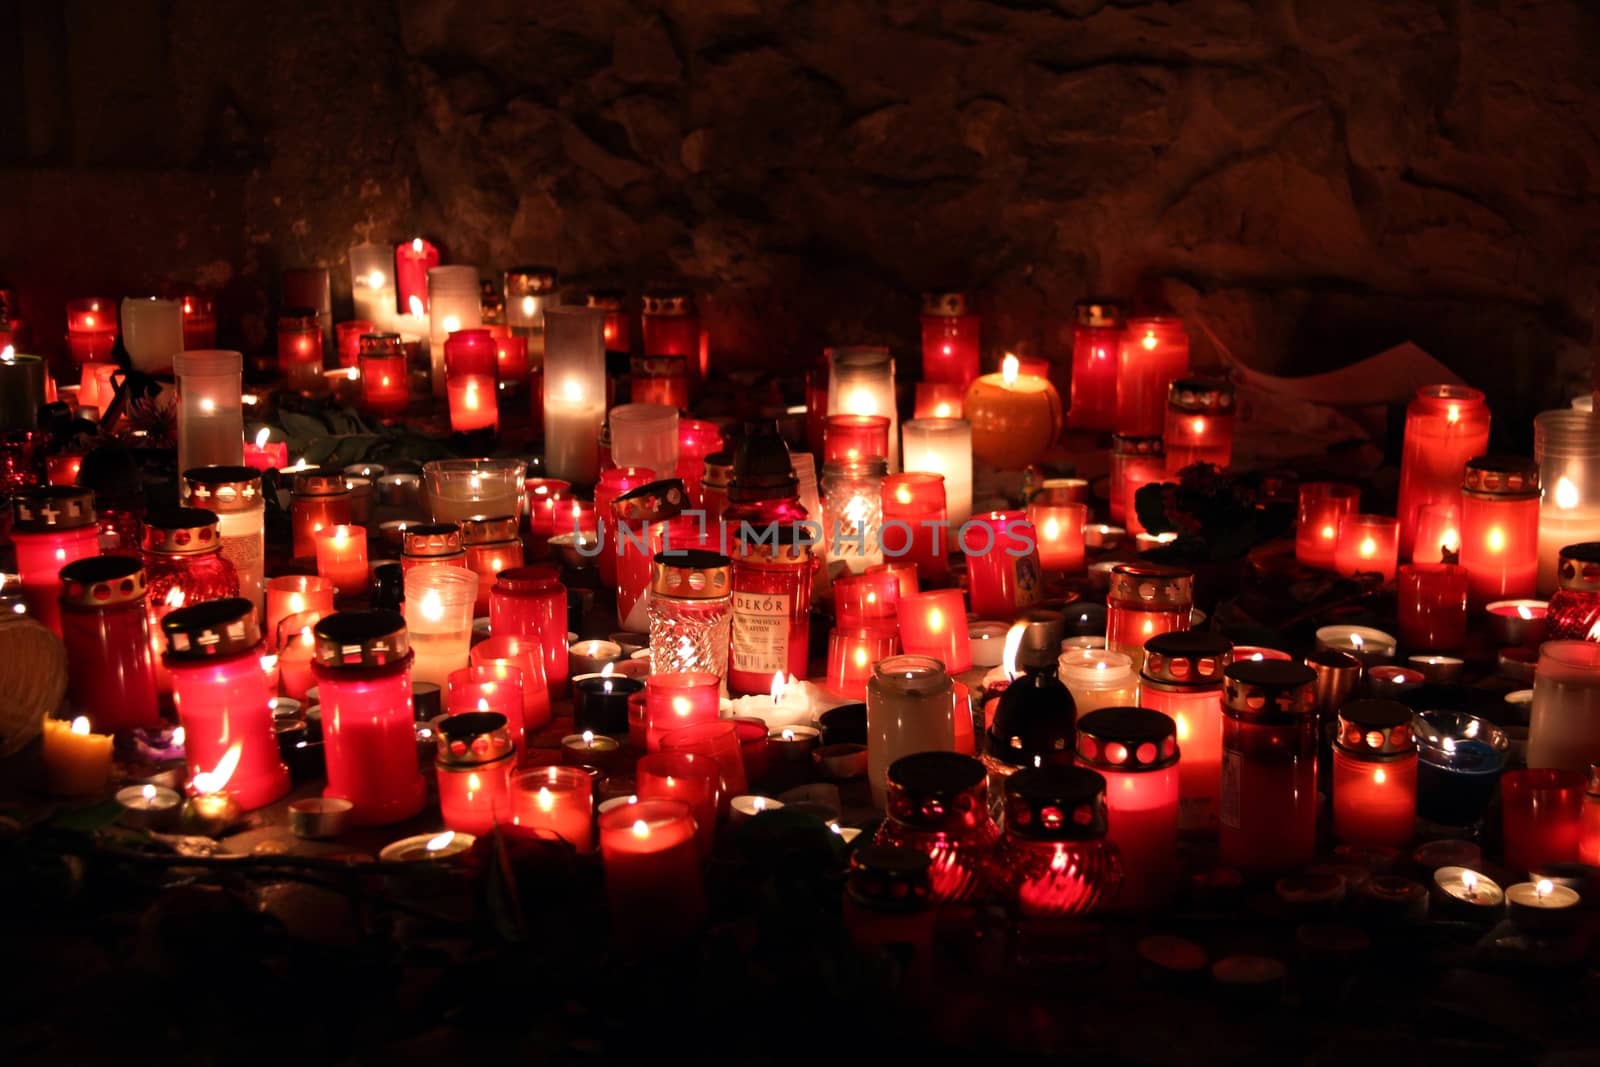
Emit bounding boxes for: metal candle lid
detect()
[584,288,624,311]
[884,752,989,832]
[1557,543,1600,593]
[294,467,349,497]
[1223,660,1318,720]
[1004,765,1110,841]
[701,452,734,491]
[1335,699,1416,759]
[358,332,404,358]
[821,457,889,480]
[921,290,969,317]
[161,597,260,660]
[1167,377,1236,415]
[846,844,933,915]
[650,549,730,599]
[459,515,520,545]
[1016,608,1066,669]
[279,306,318,329]
[505,266,559,295]
[613,479,687,524]
[642,288,694,317]
[1074,707,1180,772]
[1108,563,1193,608]
[1141,631,1232,687]
[59,555,147,609]
[1075,299,1124,328]
[435,710,516,767]
[181,466,264,513]
[1462,455,1539,498]
[403,522,464,559]
[140,508,222,555]
[311,610,410,668]
[11,486,96,531]
[1111,434,1164,458]
[735,521,813,564]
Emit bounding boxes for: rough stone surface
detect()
[4,0,1599,437]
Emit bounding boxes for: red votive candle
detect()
[1068,299,1123,431]
[834,569,901,633]
[881,472,948,583]
[526,478,573,539]
[1333,513,1400,583]
[912,381,964,420]
[645,672,721,751]
[58,556,162,732]
[896,589,970,673]
[335,319,373,368]
[434,711,516,835]
[824,414,892,464]
[1027,495,1088,573]
[1331,700,1418,849]
[919,290,980,387]
[676,418,724,504]
[1396,562,1469,651]
[395,238,440,314]
[1163,377,1235,473]
[1397,384,1490,560]
[1459,456,1540,606]
[1412,501,1462,564]
[1106,563,1192,666]
[358,332,410,418]
[446,664,524,723]
[637,750,721,857]
[180,290,217,350]
[512,765,594,852]
[867,561,919,602]
[825,627,899,700]
[264,575,335,653]
[11,487,101,637]
[314,525,369,598]
[599,799,705,946]
[1075,707,1181,911]
[1500,768,1583,875]
[494,334,529,384]
[444,329,499,433]
[1110,434,1166,533]
[1116,315,1189,436]
[277,308,324,394]
[1295,482,1360,570]
[961,510,1042,619]
[594,465,656,589]
[470,634,551,743]
[1220,660,1320,873]
[66,298,117,364]
[489,565,569,693]
[1139,631,1232,832]
[461,515,523,616]
[661,719,749,801]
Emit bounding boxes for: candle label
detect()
[731,591,791,674]
[1219,750,1241,830]
[220,533,263,590]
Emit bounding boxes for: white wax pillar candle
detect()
[1534,409,1600,595]
[1529,640,1600,772]
[403,567,479,690]
[173,350,245,475]
[122,297,185,375]
[544,307,607,484]
[902,417,973,525]
[826,347,898,471]
[426,266,482,398]
[349,242,397,332]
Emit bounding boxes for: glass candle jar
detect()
[1163,377,1235,473]
[446,664,523,727]
[489,564,568,691]
[443,329,499,433]
[729,526,815,697]
[642,287,698,373]
[512,764,594,852]
[470,633,551,741]
[1397,384,1491,560]
[993,765,1123,916]
[180,466,266,618]
[901,417,971,526]
[311,525,368,599]
[426,266,483,396]
[913,381,964,420]
[833,569,901,633]
[919,290,980,387]
[401,522,465,573]
[1500,768,1583,874]
[1027,487,1087,574]
[675,418,723,506]
[0,351,46,432]
[1396,562,1469,651]
[422,458,524,526]
[612,478,685,632]
[594,465,658,589]
[1057,648,1137,715]
[1584,765,1600,867]
[1068,299,1124,432]
[173,350,244,475]
[160,598,291,811]
[544,307,608,484]
[881,472,948,583]
[66,297,117,364]
[1414,711,1508,826]
[264,575,334,654]
[290,468,353,560]
[962,510,1043,619]
[349,241,397,329]
[828,347,899,470]
[309,610,425,826]
[1105,562,1192,670]
[435,710,516,835]
[583,287,629,359]
[1109,434,1166,533]
[178,288,217,349]
[1116,316,1189,437]
[823,414,892,466]
[598,798,705,946]
[963,356,1063,470]
[282,268,334,359]
[610,403,680,477]
[461,515,522,615]
[644,671,721,751]
[647,550,731,677]
[11,486,100,636]
[631,355,690,412]
[1333,513,1400,583]
[1548,543,1600,640]
[1534,409,1600,594]
[866,655,956,808]
[843,844,935,971]
[1331,699,1418,849]
[58,556,161,731]
[1073,707,1180,910]
[637,749,721,857]
[504,264,558,350]
[142,508,240,695]
[335,319,373,369]
[1139,631,1232,832]
[1219,660,1320,873]
[825,627,899,700]
[358,332,410,417]
[895,589,970,673]
[874,752,1000,902]
[394,237,439,313]
[277,307,324,394]
[661,719,749,801]
[403,567,478,691]
[121,296,184,375]
[1413,501,1463,564]
[1459,455,1540,605]
[1529,640,1600,772]
[823,457,887,574]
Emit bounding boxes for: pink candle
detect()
[511,765,594,852]
[1333,514,1400,583]
[598,799,704,945]
[314,525,369,597]
[896,589,971,673]
[644,672,721,751]
[636,750,721,857]
[395,238,439,314]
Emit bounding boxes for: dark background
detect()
[2,0,1597,419]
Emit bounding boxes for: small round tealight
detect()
[1431,865,1504,921]
[115,784,181,831]
[1506,878,1580,932]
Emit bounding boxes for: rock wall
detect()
[4,0,1599,438]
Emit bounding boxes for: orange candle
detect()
[1333,513,1400,583]
[511,765,594,852]
[41,715,113,796]
[314,525,369,597]
[963,354,1063,469]
[824,627,898,700]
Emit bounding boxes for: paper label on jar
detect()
[1219,749,1241,830]
[221,532,264,586]
[731,591,791,674]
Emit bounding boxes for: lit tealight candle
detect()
[1506,877,1581,931]
[729,794,784,825]
[379,829,476,862]
[1314,625,1396,667]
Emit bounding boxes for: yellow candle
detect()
[42,716,113,797]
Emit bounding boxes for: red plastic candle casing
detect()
[1163,378,1235,473]
[1333,513,1400,583]
[867,561,918,601]
[460,515,523,617]
[1331,700,1418,849]
[637,750,721,857]
[1579,770,1600,866]
[179,290,217,350]
[160,598,291,811]
[912,381,964,420]
[919,291,980,387]
[1074,707,1181,911]
[1116,316,1189,436]
[314,525,369,598]
[594,466,656,589]
[495,334,530,384]
[1412,501,1462,564]
[277,308,324,394]
[395,238,440,314]
[470,634,551,742]
[142,509,240,696]
[66,297,118,364]
[1109,435,1166,533]
[823,414,891,464]
[834,569,901,633]
[661,719,750,800]
[586,288,630,354]
[58,556,161,732]
[641,289,698,394]
[434,711,516,835]
[881,472,948,583]
[309,610,425,826]
[335,320,373,368]
[1548,544,1600,641]
[1027,493,1087,574]
[1068,300,1123,432]
[825,627,899,699]
[290,468,353,560]
[512,765,595,852]
[443,329,499,433]
[614,480,689,634]
[1105,563,1192,667]
[489,565,569,692]
[1139,632,1232,832]
[676,419,724,505]
[526,478,573,541]
[11,487,101,637]
[1396,563,1469,651]
[358,333,410,417]
[1219,660,1320,873]
[1501,768,1583,874]
[630,356,689,411]
[1295,482,1360,569]
[895,589,970,673]
[1397,385,1490,560]
[645,672,721,751]
[264,575,335,653]
[729,531,815,697]
[598,798,705,945]
[446,664,524,724]
[961,511,1042,619]
[1459,456,1540,605]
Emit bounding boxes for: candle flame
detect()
[1556,476,1580,510]
[521,295,536,316]
[1536,878,1553,899]
[260,654,278,672]
[853,646,869,668]
[1001,352,1019,386]
[0,345,13,360]
[70,716,91,735]
[1519,603,1535,620]
[1446,404,1460,425]
[1373,767,1387,785]
[287,591,305,615]
[1462,870,1478,894]
[411,237,425,254]
[442,315,461,334]
[467,772,481,793]
[477,697,490,712]
[782,728,796,741]
[199,397,216,415]
[367,269,386,289]
[562,378,584,403]
[1042,516,1060,540]
[165,587,186,609]
[934,401,952,417]
[173,726,185,746]
[1441,527,1460,554]
[332,526,348,547]
[632,819,650,838]
[927,607,944,633]
[1350,632,1364,650]
[896,484,912,505]
[1359,536,1377,558]
[754,797,767,812]
[1001,622,1026,681]
[1442,736,1456,754]
[1140,330,1157,351]
[1486,527,1505,553]
[1320,524,1335,541]
[770,672,787,704]
[409,295,425,318]
[426,830,455,851]
[1588,617,1600,642]
[141,784,156,801]
[255,427,271,449]
[537,786,554,811]
[844,387,877,416]
[84,314,96,328]
[600,661,615,677]
[192,742,243,794]
[582,730,594,744]
[420,588,445,623]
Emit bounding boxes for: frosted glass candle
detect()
[121,297,184,375]
[426,266,482,397]
[827,347,899,470]
[1534,410,1600,595]
[1057,648,1138,715]
[403,567,479,690]
[349,241,397,331]
[173,350,244,476]
[1529,641,1600,773]
[901,418,972,525]
[543,307,608,484]
[610,403,679,475]
[422,458,524,525]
